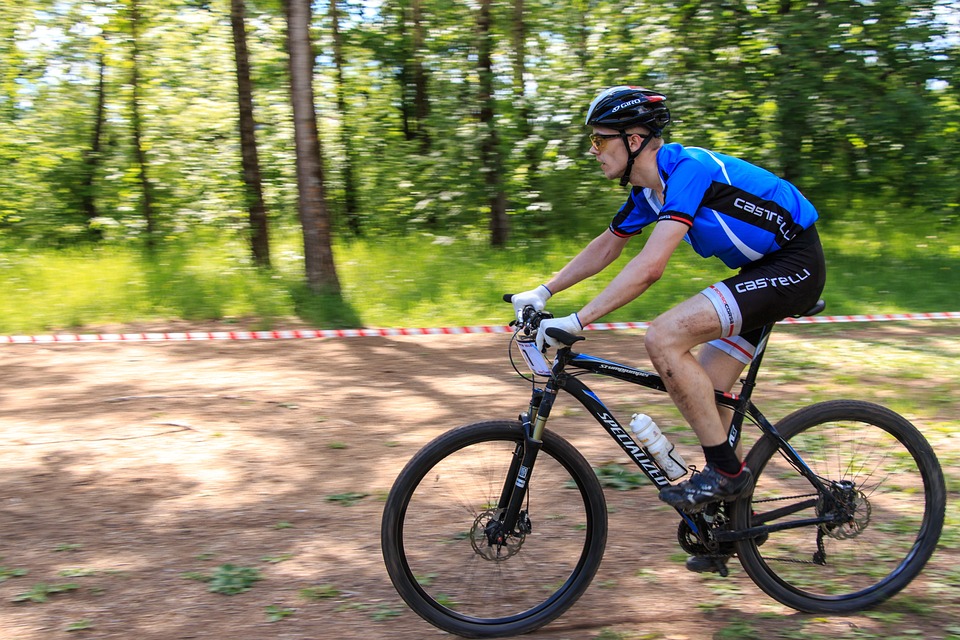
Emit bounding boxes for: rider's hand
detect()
[511,285,552,321]
[536,312,583,351]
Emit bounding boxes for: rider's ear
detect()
[629,131,649,151]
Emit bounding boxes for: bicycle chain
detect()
[675,493,825,561]
[677,493,828,562]
[750,492,830,566]
[677,517,735,558]
[752,493,818,503]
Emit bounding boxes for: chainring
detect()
[677,515,736,558]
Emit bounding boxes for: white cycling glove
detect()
[511,284,552,321]
[536,312,583,351]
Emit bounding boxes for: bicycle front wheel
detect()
[381,420,607,638]
[734,400,946,613]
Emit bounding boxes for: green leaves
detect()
[0,0,956,249]
[206,564,262,596]
[12,582,80,604]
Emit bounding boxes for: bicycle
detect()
[380,300,946,638]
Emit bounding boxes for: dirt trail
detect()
[0,327,957,639]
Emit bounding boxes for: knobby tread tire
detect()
[381,420,608,638]
[733,400,946,613]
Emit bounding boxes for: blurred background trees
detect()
[1,0,957,288]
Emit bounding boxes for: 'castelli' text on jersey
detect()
[610,143,819,268]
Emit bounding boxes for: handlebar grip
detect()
[545,327,585,347]
[502,293,514,303]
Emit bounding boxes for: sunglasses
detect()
[589,133,621,151]
[589,131,649,151]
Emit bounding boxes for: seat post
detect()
[724,321,775,448]
[739,322,775,401]
[725,301,824,448]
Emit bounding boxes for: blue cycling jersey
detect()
[609,143,819,269]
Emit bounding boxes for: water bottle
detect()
[629,413,688,481]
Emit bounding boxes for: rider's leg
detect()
[645,294,753,510]
[698,343,749,458]
[644,293,730,450]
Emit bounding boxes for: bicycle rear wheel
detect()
[734,400,945,613]
[381,420,607,638]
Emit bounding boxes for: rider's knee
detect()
[644,318,671,362]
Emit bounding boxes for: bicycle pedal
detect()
[685,555,730,577]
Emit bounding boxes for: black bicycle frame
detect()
[496,318,838,541]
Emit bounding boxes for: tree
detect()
[389,0,430,150]
[284,0,341,293]
[128,0,156,248]
[0,0,956,248]
[80,49,107,238]
[230,0,271,266]
[477,0,508,246]
[329,0,360,235]
[409,0,429,152]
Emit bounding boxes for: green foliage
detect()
[206,564,262,595]
[592,463,651,491]
[0,221,956,335]
[299,584,341,600]
[182,563,264,595]
[12,582,81,604]
[264,604,294,622]
[65,619,94,632]
[1,0,956,251]
[325,492,368,506]
[0,566,29,582]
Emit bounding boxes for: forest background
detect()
[1,0,958,334]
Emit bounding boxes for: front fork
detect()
[492,380,560,538]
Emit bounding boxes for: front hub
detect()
[470,509,530,561]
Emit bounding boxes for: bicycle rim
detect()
[381,421,607,637]
[736,400,945,613]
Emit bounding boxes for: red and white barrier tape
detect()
[1,311,958,344]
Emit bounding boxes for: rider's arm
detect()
[576,220,689,326]
[544,229,631,296]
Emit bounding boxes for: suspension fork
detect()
[494,376,563,535]
[495,388,543,512]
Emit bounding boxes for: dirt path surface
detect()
[1,326,957,640]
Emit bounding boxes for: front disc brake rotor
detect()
[470,509,526,561]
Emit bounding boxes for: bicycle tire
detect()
[733,400,945,613]
[381,420,608,638]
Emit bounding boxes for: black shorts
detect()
[701,225,826,363]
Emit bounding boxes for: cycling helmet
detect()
[586,87,671,186]
[585,86,671,134]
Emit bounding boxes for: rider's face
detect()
[589,127,626,180]
[590,126,654,182]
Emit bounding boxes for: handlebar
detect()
[502,294,584,348]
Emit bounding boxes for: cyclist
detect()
[511,86,826,570]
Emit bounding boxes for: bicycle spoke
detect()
[398,438,591,620]
[739,401,944,611]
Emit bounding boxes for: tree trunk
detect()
[330,0,360,236]
[81,50,106,240]
[230,0,271,267]
[411,0,429,153]
[284,0,341,294]
[478,0,509,247]
[512,0,528,130]
[396,1,412,141]
[129,0,156,249]
[395,0,429,150]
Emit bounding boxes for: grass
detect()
[0,218,957,335]
[12,582,80,603]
